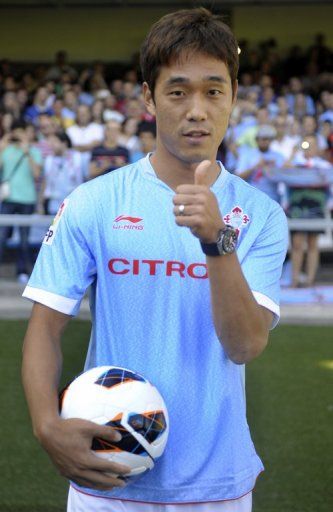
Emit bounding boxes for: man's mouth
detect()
[183,130,210,140]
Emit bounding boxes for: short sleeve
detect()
[23,188,96,316]
[241,203,289,328]
[30,146,43,166]
[235,148,258,176]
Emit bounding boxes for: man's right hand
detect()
[37,417,131,490]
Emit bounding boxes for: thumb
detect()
[194,160,212,186]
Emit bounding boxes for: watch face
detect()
[221,228,238,254]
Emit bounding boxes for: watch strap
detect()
[200,225,237,256]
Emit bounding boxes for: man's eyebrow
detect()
[165,76,228,86]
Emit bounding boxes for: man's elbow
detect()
[227,335,268,365]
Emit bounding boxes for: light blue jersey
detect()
[23,155,288,503]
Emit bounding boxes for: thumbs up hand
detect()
[173,160,225,243]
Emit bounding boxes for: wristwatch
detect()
[200,225,238,256]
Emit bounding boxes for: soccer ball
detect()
[59,366,169,478]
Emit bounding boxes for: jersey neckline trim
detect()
[139,153,230,193]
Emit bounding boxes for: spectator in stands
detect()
[0,112,14,139]
[321,121,333,164]
[271,115,299,159]
[35,113,57,159]
[42,132,86,215]
[24,87,54,125]
[259,86,279,118]
[61,90,78,128]
[50,98,65,129]
[79,60,108,93]
[124,97,145,121]
[1,91,21,120]
[237,106,270,148]
[286,77,315,116]
[89,119,129,178]
[66,104,104,176]
[0,120,42,283]
[118,117,141,158]
[318,91,333,124]
[21,72,38,95]
[16,88,29,113]
[301,115,328,156]
[45,50,78,83]
[91,99,105,125]
[130,121,156,162]
[286,135,333,287]
[235,124,285,202]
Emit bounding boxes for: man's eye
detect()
[208,89,222,96]
[170,91,185,97]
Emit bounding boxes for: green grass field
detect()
[0,321,332,512]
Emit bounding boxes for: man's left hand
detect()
[173,160,225,243]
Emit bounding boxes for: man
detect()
[235,124,285,202]
[22,8,288,512]
[270,115,299,160]
[67,104,104,176]
[24,86,54,125]
[66,104,104,153]
[42,131,86,215]
[0,120,42,283]
[130,121,156,162]
[89,119,129,178]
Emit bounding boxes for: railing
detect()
[0,212,333,249]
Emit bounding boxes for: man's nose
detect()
[186,94,208,122]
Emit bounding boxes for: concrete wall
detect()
[233,4,333,51]
[0,7,169,62]
[0,4,332,62]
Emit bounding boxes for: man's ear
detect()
[232,79,238,106]
[142,82,156,117]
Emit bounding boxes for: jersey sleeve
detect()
[241,203,289,328]
[23,187,96,316]
[30,146,43,166]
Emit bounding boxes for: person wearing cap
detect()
[235,124,285,202]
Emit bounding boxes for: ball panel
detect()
[95,367,146,388]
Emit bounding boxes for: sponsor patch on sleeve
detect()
[43,198,68,246]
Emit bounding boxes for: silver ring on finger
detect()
[178,204,185,215]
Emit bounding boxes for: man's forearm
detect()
[206,254,271,364]
[22,304,69,439]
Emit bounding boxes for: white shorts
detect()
[67,486,252,512]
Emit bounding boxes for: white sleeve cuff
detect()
[252,290,280,329]
[22,286,78,316]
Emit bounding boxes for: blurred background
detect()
[0,0,333,294]
[0,2,332,511]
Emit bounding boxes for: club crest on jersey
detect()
[223,206,250,235]
[43,198,68,246]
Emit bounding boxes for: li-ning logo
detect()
[113,214,144,231]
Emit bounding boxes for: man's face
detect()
[143,52,236,165]
[11,128,25,143]
[256,137,272,152]
[140,131,156,153]
[77,106,91,126]
[49,135,65,155]
[302,116,316,135]
[38,115,54,136]
[105,121,121,143]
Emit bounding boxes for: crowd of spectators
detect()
[0,36,333,286]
